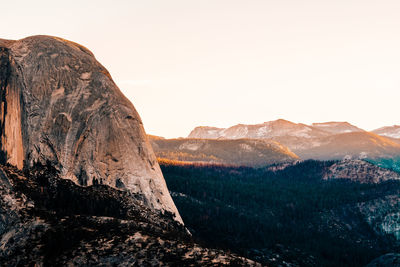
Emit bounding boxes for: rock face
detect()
[0,36,181,222]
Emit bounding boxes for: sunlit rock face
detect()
[0,36,181,223]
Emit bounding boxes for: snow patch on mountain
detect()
[179,142,202,151]
[256,126,272,137]
[239,143,254,152]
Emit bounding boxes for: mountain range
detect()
[186,119,400,161]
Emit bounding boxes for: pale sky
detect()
[2,0,400,138]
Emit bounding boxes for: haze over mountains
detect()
[186,119,400,161]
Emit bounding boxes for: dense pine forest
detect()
[160,159,400,267]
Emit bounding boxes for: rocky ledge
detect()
[323,159,400,183]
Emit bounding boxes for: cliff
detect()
[0,36,181,222]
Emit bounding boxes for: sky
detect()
[2,0,400,138]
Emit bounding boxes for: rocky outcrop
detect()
[0,36,181,222]
[323,160,400,183]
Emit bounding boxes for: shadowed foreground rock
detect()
[0,163,259,266]
[0,36,181,222]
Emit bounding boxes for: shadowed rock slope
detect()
[0,36,180,221]
[0,163,259,266]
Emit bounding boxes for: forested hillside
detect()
[161,160,400,266]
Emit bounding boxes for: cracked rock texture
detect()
[0,36,181,223]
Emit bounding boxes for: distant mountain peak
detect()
[313,121,351,125]
[372,125,400,139]
[311,121,364,134]
[270,118,295,124]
